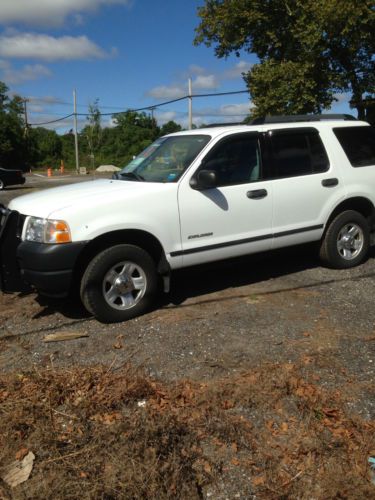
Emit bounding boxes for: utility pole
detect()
[188,78,193,130]
[73,89,80,174]
[23,98,29,131]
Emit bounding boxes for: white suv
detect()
[1,114,375,323]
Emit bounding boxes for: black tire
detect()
[0,180,4,190]
[80,244,158,323]
[319,210,370,269]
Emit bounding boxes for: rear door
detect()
[264,127,346,248]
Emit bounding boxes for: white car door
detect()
[175,132,274,267]
[265,127,346,249]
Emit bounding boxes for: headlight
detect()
[24,217,71,244]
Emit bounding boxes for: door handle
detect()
[247,189,268,199]
[322,178,339,187]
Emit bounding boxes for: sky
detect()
[0,0,351,132]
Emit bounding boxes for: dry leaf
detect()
[112,342,123,349]
[281,422,289,432]
[1,452,35,488]
[43,331,89,342]
[15,448,29,461]
[253,475,266,486]
[203,462,212,474]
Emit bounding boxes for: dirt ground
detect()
[1,176,375,498]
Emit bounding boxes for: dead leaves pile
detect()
[0,361,374,499]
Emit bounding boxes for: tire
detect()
[80,244,158,323]
[0,180,4,190]
[319,210,370,269]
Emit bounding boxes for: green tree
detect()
[159,120,182,136]
[0,81,28,170]
[111,111,160,166]
[29,127,62,168]
[82,99,102,169]
[195,0,375,118]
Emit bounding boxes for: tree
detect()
[160,120,182,136]
[82,99,102,169]
[0,81,28,170]
[29,127,62,168]
[110,111,160,166]
[195,0,375,118]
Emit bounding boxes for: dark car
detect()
[0,168,26,190]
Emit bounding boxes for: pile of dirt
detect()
[0,361,374,499]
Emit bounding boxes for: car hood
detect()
[9,179,174,218]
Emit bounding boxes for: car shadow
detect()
[165,243,321,306]
[165,244,375,307]
[23,243,375,322]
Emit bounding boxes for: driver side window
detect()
[202,133,261,187]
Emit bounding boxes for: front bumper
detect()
[0,206,86,296]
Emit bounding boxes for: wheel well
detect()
[325,197,375,232]
[72,229,169,288]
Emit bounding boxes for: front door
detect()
[176,132,274,267]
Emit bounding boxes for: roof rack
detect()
[204,122,245,128]
[251,114,357,125]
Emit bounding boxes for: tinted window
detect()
[269,129,329,178]
[333,126,375,167]
[200,134,261,187]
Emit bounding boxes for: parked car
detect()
[1,114,375,323]
[0,168,26,190]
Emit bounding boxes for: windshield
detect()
[119,134,211,182]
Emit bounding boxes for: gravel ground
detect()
[2,175,375,498]
[1,174,375,416]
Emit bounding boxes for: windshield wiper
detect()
[112,171,145,181]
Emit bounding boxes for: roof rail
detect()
[251,114,357,125]
[203,122,245,128]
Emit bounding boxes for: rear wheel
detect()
[80,244,158,323]
[320,210,370,268]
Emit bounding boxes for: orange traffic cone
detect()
[60,160,65,174]
[47,167,52,177]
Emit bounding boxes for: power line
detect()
[28,89,250,126]
[29,113,74,126]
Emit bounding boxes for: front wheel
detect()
[319,210,370,269]
[80,244,158,323]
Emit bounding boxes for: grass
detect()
[0,361,374,499]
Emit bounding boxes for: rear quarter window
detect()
[333,126,375,167]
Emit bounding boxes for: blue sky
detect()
[0,0,350,132]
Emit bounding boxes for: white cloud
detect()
[147,85,186,100]
[188,64,206,76]
[0,0,130,27]
[193,74,219,90]
[0,33,111,61]
[155,111,178,125]
[192,103,250,121]
[147,74,220,100]
[28,95,68,105]
[0,59,51,84]
[223,61,253,79]
[219,103,251,117]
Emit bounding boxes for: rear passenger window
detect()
[269,129,329,178]
[333,126,375,167]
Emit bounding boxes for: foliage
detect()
[82,99,102,169]
[0,82,28,170]
[29,127,62,168]
[195,0,375,118]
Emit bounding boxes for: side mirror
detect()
[190,169,217,190]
